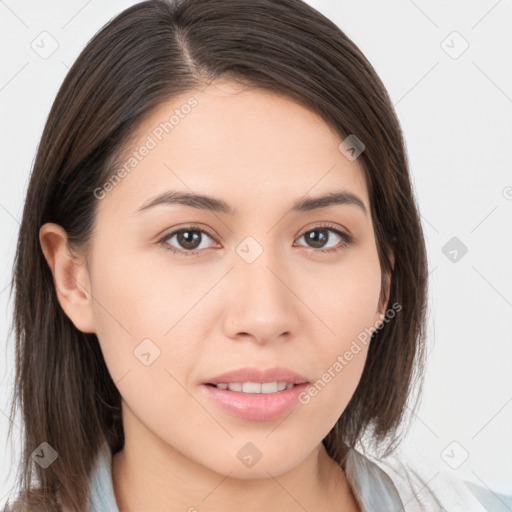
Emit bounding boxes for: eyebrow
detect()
[134,189,368,216]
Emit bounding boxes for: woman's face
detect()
[75,80,388,477]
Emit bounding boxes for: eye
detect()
[294,223,353,254]
[157,225,218,257]
[157,223,353,257]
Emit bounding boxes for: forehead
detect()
[97,80,369,218]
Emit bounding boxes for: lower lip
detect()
[201,383,309,421]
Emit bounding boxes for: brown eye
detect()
[158,226,217,256]
[158,223,353,257]
[295,225,353,254]
[174,230,203,250]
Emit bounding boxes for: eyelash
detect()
[157,223,353,257]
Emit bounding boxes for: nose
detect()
[222,249,300,345]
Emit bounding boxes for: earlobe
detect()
[374,312,386,330]
[376,248,394,325]
[39,223,96,334]
[388,249,395,271]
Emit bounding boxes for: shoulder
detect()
[462,479,512,512]
[347,447,512,511]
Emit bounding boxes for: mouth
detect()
[201,367,310,420]
[203,366,309,390]
[204,381,303,393]
[201,381,310,421]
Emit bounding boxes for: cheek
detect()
[88,244,211,409]
[298,250,381,419]
[88,257,202,429]
[90,233,193,338]
[87,244,178,379]
[303,247,382,343]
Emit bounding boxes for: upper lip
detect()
[204,367,309,385]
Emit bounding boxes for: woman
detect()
[3,0,510,510]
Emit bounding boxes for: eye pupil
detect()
[177,230,201,250]
[306,229,328,249]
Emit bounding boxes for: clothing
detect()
[85,442,512,512]
[343,445,512,511]
[3,442,512,511]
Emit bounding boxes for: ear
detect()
[374,249,395,327]
[39,223,96,334]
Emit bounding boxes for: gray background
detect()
[1,0,511,502]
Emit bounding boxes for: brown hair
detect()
[4,0,428,510]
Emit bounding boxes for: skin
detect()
[40,79,392,512]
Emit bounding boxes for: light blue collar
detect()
[86,443,404,512]
[86,441,512,511]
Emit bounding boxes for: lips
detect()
[203,366,309,386]
[201,378,310,421]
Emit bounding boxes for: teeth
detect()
[213,381,295,393]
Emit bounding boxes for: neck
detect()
[111,429,359,512]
